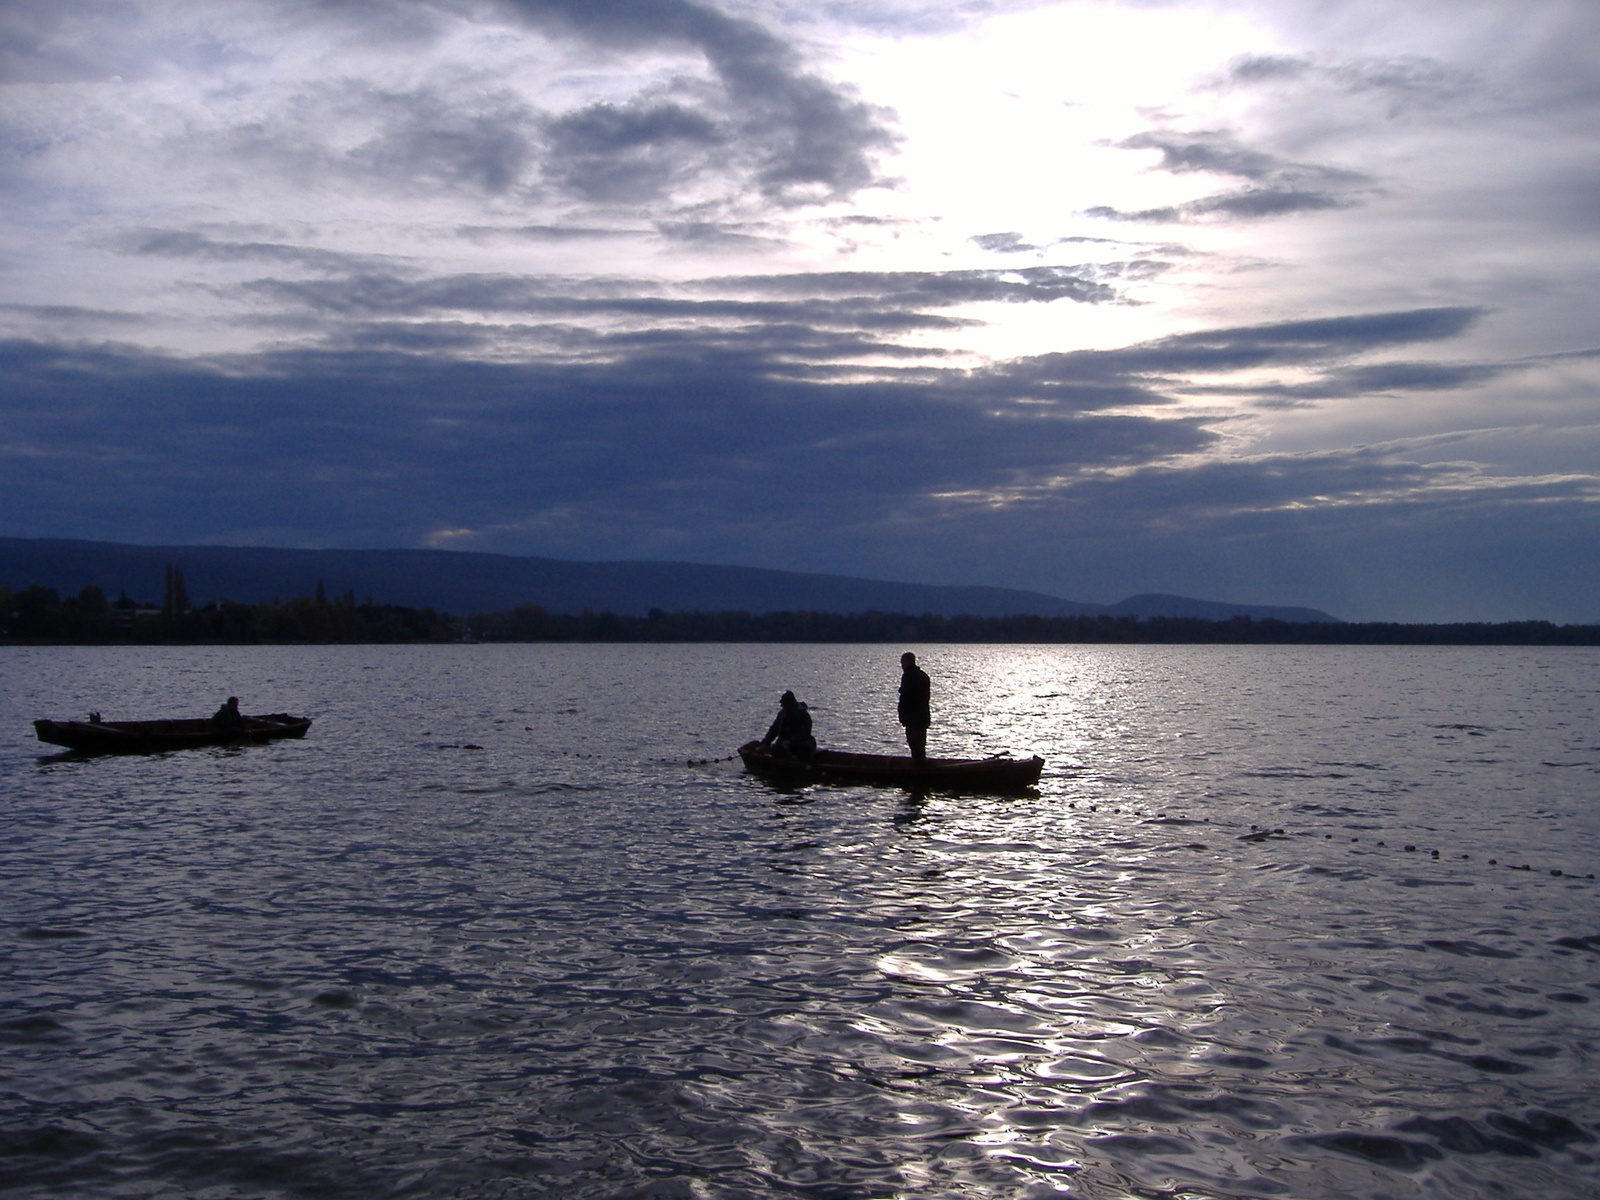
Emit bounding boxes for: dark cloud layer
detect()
[5,298,1591,620]
[0,335,1206,550]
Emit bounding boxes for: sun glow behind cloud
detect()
[807,3,1299,358]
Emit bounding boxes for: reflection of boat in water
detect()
[34,714,312,754]
[738,740,1043,792]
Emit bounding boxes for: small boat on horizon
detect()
[737,740,1043,792]
[34,713,313,755]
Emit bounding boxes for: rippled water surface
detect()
[3,643,1598,1199]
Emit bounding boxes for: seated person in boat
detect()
[211,696,244,728]
[761,690,816,761]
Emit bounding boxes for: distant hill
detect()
[0,538,1342,623]
[1107,594,1341,625]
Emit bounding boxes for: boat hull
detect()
[738,740,1042,792]
[34,714,312,754]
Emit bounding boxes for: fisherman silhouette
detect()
[761,690,816,761]
[211,696,244,729]
[897,652,931,765]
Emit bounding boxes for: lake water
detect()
[2,643,1598,1199]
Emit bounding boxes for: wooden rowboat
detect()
[738,740,1042,792]
[34,713,312,754]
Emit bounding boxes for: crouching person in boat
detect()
[761,691,816,762]
[211,696,245,729]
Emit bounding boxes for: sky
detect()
[3,0,1599,622]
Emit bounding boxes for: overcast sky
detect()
[3,0,1598,621]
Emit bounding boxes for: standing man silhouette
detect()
[898,651,931,765]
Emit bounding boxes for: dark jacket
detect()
[898,664,931,728]
[764,702,812,745]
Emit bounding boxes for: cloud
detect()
[209,80,544,199]
[970,232,1040,253]
[0,302,149,328]
[221,263,1123,350]
[0,334,1210,550]
[993,309,1485,391]
[9,1,898,218]
[1044,442,1599,526]
[891,445,1600,622]
[0,301,1499,538]
[543,95,726,203]
[454,223,646,243]
[1216,52,1481,117]
[700,265,1122,306]
[1237,360,1511,407]
[489,0,900,205]
[653,220,787,250]
[5,327,1593,620]
[343,88,538,195]
[1147,306,1481,355]
[115,229,401,273]
[5,0,1599,623]
[1087,129,1374,223]
[3,286,1592,619]
[0,0,153,84]
[1117,130,1300,182]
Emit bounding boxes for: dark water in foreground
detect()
[2,643,1598,1199]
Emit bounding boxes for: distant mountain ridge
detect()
[1106,594,1340,623]
[0,538,1342,623]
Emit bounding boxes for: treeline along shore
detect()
[4,578,1600,645]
